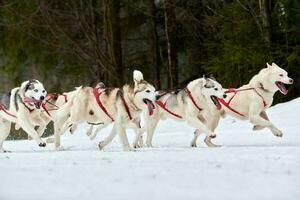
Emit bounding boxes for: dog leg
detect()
[117,122,132,151]
[133,127,145,148]
[89,124,106,140]
[249,106,283,137]
[253,111,269,131]
[0,120,11,153]
[187,116,216,139]
[204,136,220,147]
[144,115,159,148]
[86,125,94,137]
[204,113,221,147]
[191,129,201,147]
[70,124,78,134]
[98,124,117,150]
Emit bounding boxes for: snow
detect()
[1,98,300,200]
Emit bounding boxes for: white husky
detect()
[0,80,48,152]
[192,62,293,145]
[143,77,226,148]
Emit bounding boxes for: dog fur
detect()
[143,77,226,148]
[192,62,293,146]
[0,80,48,152]
[49,70,156,151]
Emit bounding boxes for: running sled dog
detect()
[0,80,48,152]
[144,77,227,148]
[50,70,156,151]
[192,62,293,145]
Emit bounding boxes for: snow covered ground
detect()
[1,98,300,200]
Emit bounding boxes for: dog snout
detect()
[40,96,45,100]
[289,78,294,84]
[223,94,227,98]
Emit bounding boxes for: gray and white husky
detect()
[49,70,156,151]
[0,79,48,152]
[143,77,226,148]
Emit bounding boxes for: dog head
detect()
[190,77,226,110]
[20,79,47,108]
[261,62,294,95]
[132,70,156,115]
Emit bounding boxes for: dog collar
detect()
[259,82,272,93]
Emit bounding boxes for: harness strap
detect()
[155,99,183,119]
[0,102,17,118]
[120,94,133,120]
[93,87,114,121]
[253,88,267,107]
[184,88,203,112]
[62,94,68,103]
[23,103,35,113]
[41,103,51,117]
[219,87,267,117]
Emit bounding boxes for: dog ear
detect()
[271,62,279,68]
[20,80,31,95]
[199,78,207,88]
[96,82,106,89]
[209,74,216,81]
[266,62,273,69]
[133,70,144,84]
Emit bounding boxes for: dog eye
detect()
[42,90,45,93]
[214,88,218,91]
[34,89,38,92]
[279,74,283,77]
[145,90,151,93]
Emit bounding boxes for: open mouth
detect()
[143,98,155,116]
[275,81,288,95]
[211,96,222,110]
[24,97,42,109]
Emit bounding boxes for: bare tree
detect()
[164,0,178,88]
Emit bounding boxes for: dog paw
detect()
[145,143,153,148]
[39,142,47,147]
[123,146,134,151]
[191,143,197,148]
[0,149,11,153]
[98,141,105,150]
[273,130,283,137]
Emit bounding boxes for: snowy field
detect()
[1,98,300,200]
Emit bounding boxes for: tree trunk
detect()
[260,0,272,47]
[164,0,178,89]
[104,0,123,86]
[148,0,161,89]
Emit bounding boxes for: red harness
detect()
[120,94,133,120]
[155,92,183,119]
[155,88,203,119]
[93,88,134,121]
[93,87,114,121]
[62,94,68,103]
[0,102,17,118]
[218,87,267,117]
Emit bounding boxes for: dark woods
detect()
[0,0,299,103]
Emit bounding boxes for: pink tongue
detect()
[278,83,288,95]
[146,100,154,116]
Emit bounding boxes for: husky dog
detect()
[52,70,156,151]
[202,62,293,141]
[0,80,48,152]
[143,77,226,148]
[43,82,107,144]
